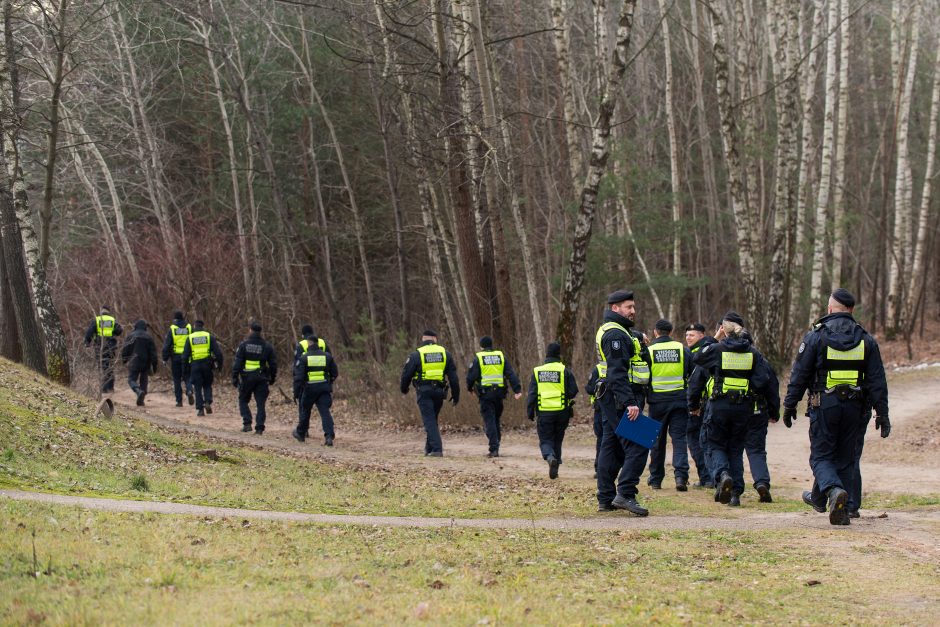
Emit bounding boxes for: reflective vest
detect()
[305,354,328,383]
[716,350,754,394]
[188,331,211,361]
[594,322,650,385]
[476,350,505,388]
[171,323,192,354]
[299,337,327,353]
[649,340,685,394]
[823,339,866,389]
[534,362,566,412]
[96,315,116,338]
[416,344,447,382]
[589,362,607,404]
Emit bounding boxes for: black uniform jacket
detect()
[465,350,522,396]
[233,332,278,383]
[399,340,460,403]
[689,336,780,419]
[121,323,158,372]
[293,348,339,399]
[526,357,579,420]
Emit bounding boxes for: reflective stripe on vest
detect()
[96,315,116,338]
[595,322,649,384]
[719,351,754,393]
[244,360,261,372]
[476,350,505,387]
[534,363,566,412]
[299,337,327,353]
[171,323,192,354]
[825,340,865,388]
[306,354,327,382]
[649,341,685,393]
[417,344,447,382]
[188,331,211,361]
[589,362,607,404]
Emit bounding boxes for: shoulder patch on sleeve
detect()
[798,342,805,354]
[611,340,621,350]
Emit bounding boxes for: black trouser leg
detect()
[479,396,502,453]
[416,387,445,454]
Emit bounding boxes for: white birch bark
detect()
[831,0,851,287]
[658,0,681,319]
[550,0,582,189]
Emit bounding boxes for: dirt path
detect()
[113,367,940,495]
[3,489,939,548]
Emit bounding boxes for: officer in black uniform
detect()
[121,319,158,406]
[584,362,606,476]
[161,310,194,407]
[182,320,223,416]
[292,334,339,445]
[689,312,779,506]
[646,319,693,491]
[84,305,123,393]
[595,289,652,516]
[526,342,579,478]
[400,330,460,456]
[685,323,716,488]
[232,321,277,434]
[466,336,522,457]
[740,330,774,503]
[294,324,332,361]
[783,289,889,525]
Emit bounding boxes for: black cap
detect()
[722,310,745,327]
[249,321,262,333]
[422,329,438,338]
[479,336,493,349]
[173,310,184,320]
[100,305,111,313]
[134,319,148,330]
[546,342,562,358]
[685,322,706,333]
[607,289,634,305]
[194,319,205,328]
[655,319,673,333]
[831,288,856,308]
[301,324,314,336]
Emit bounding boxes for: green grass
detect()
[2,499,938,625]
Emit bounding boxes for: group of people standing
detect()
[85,284,890,526]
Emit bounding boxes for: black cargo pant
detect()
[98,344,116,393]
[299,388,334,438]
[647,400,690,486]
[171,356,193,404]
[190,360,214,410]
[596,393,649,506]
[707,399,754,494]
[536,410,570,461]
[478,389,505,454]
[239,373,270,431]
[127,362,150,396]
[807,394,865,507]
[416,385,446,454]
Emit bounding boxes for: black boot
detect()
[292,428,305,443]
[324,435,334,447]
[136,390,145,406]
[187,391,195,406]
[548,455,559,480]
[675,478,688,492]
[827,487,849,525]
[196,408,205,417]
[241,425,252,433]
[728,494,741,507]
[206,404,213,415]
[716,472,733,504]
[756,483,773,503]
[802,490,826,513]
[612,494,649,517]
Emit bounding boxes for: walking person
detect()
[292,334,339,446]
[466,336,522,457]
[162,310,194,407]
[182,320,223,416]
[121,319,158,406]
[526,342,578,479]
[646,319,692,491]
[232,321,277,434]
[400,330,459,456]
[83,305,123,393]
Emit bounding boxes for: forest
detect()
[1,0,938,390]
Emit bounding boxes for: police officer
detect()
[689,312,779,506]
[466,336,522,457]
[121,319,158,406]
[292,334,339,446]
[400,330,460,456]
[182,320,223,416]
[646,319,692,491]
[526,342,578,478]
[232,321,277,434]
[161,310,194,407]
[782,289,889,525]
[584,362,606,476]
[740,330,775,503]
[685,322,716,488]
[595,289,652,516]
[83,305,123,393]
[294,324,331,361]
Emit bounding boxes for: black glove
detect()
[269,376,276,385]
[783,406,797,428]
[527,414,534,422]
[231,375,239,388]
[875,414,891,438]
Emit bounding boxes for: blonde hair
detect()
[722,320,744,337]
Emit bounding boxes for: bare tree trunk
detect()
[831,0,851,288]
[807,0,841,323]
[2,0,66,382]
[556,0,638,357]
[0,238,21,361]
[658,0,681,319]
[550,0,582,190]
[887,0,922,330]
[39,0,68,271]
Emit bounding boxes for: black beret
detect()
[722,310,745,327]
[607,289,635,305]
[685,322,706,333]
[194,319,205,327]
[546,342,562,358]
[655,319,673,333]
[100,305,111,313]
[831,288,855,308]
[249,321,262,333]
[422,329,438,338]
[301,324,314,336]
[134,319,148,330]
[479,336,493,349]
[173,310,184,320]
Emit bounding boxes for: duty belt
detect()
[710,390,754,404]
[822,385,864,401]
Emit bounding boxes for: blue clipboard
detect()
[615,412,662,449]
